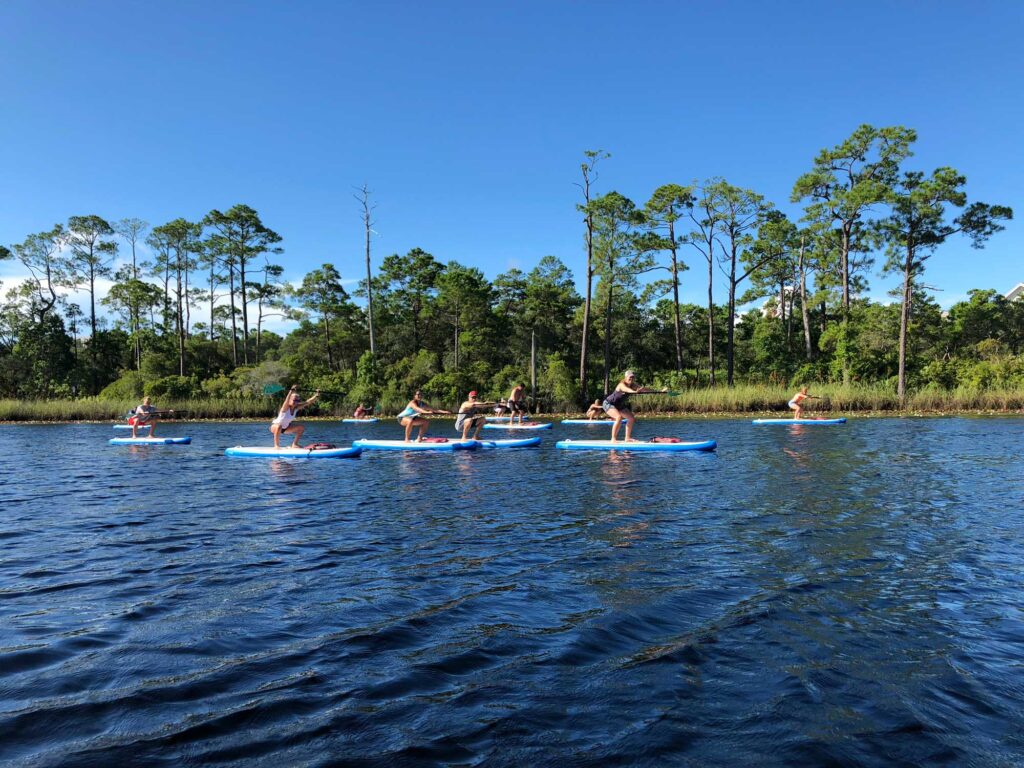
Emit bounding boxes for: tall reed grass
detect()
[1,384,1022,422]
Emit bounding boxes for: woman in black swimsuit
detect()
[602,370,667,442]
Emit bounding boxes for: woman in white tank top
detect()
[270,387,320,448]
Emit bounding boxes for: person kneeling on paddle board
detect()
[603,371,667,442]
[585,399,604,421]
[353,403,374,419]
[270,386,319,448]
[456,391,497,441]
[397,390,450,442]
[130,396,173,438]
[788,386,819,419]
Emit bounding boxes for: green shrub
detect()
[98,371,147,400]
[201,374,237,398]
[145,375,199,400]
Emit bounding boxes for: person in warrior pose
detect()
[270,386,319,448]
[602,371,667,442]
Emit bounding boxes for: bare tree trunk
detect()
[578,163,595,404]
[357,185,376,356]
[726,242,737,386]
[184,251,191,336]
[669,220,683,373]
[800,257,813,358]
[786,287,795,344]
[897,247,914,406]
[176,255,185,376]
[209,262,217,342]
[706,241,716,387]
[228,263,238,365]
[454,311,460,369]
[840,223,852,384]
[324,316,334,370]
[240,257,250,365]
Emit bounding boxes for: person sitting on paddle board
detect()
[270,386,319,448]
[603,370,667,442]
[455,390,498,441]
[507,383,529,425]
[788,386,819,419]
[130,396,172,438]
[493,398,508,416]
[585,399,604,420]
[353,403,374,419]
[397,390,450,442]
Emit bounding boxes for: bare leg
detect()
[290,424,305,449]
[148,418,158,437]
[416,418,427,441]
[623,411,637,441]
[472,418,484,439]
[403,417,413,442]
[609,408,623,442]
[271,423,282,448]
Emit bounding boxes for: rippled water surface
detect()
[2,417,1024,766]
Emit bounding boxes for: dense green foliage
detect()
[1,126,1018,416]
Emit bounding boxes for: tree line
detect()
[0,124,1019,410]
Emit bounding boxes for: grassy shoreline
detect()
[2,385,1023,423]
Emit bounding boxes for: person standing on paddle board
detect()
[507,383,529,425]
[270,386,319,448]
[603,371,667,442]
[130,396,172,438]
[397,390,450,442]
[788,386,819,419]
[455,391,497,441]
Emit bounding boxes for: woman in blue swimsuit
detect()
[397,390,450,442]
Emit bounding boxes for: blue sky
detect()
[1,0,1021,318]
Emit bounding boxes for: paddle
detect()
[262,384,349,397]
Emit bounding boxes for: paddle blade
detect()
[263,384,286,395]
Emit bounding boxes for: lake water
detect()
[2,417,1023,766]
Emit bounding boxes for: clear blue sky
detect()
[2,0,1021,314]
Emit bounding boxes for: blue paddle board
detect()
[478,437,542,449]
[225,445,361,458]
[481,422,552,431]
[752,418,847,425]
[555,439,716,452]
[353,439,479,451]
[110,436,191,445]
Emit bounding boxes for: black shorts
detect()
[508,399,526,413]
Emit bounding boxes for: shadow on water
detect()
[0,418,1022,766]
